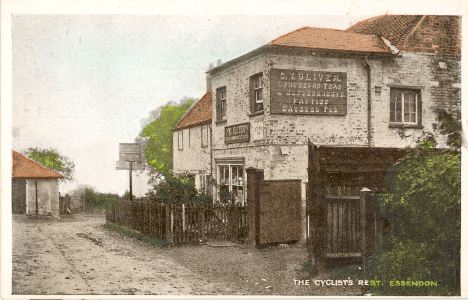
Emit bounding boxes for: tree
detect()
[369,143,461,296]
[139,98,194,179]
[153,173,211,205]
[25,147,75,182]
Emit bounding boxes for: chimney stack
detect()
[206,63,214,91]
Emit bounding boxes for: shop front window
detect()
[217,164,245,205]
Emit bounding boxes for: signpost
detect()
[117,142,146,201]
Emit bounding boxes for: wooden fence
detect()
[59,195,71,215]
[106,200,248,245]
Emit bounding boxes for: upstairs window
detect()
[250,73,264,113]
[177,131,183,150]
[216,87,227,121]
[201,124,209,148]
[390,88,421,125]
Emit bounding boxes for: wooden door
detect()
[257,180,302,245]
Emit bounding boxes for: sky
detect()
[12,14,377,195]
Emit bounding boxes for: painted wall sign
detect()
[225,123,250,144]
[270,68,347,115]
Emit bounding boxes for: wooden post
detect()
[360,187,371,295]
[129,161,133,201]
[35,180,39,216]
[182,204,186,232]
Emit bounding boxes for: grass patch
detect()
[103,222,170,247]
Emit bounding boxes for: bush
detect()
[369,145,460,296]
[153,174,212,205]
[83,187,119,210]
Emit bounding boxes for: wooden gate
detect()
[323,192,361,258]
[307,142,405,263]
[247,169,302,246]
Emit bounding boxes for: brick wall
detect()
[404,16,461,56]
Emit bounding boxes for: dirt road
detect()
[12,212,232,295]
[12,211,360,296]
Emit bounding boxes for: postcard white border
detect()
[1,0,467,299]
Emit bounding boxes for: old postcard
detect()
[1,0,466,298]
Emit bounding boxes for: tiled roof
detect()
[269,26,390,54]
[12,150,64,179]
[347,15,461,55]
[347,15,423,47]
[175,91,212,130]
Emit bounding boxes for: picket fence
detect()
[106,200,248,245]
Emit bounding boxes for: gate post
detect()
[246,168,263,246]
[360,187,371,294]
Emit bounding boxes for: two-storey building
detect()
[173,92,212,193]
[174,15,461,244]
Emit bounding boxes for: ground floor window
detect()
[199,174,212,197]
[217,164,244,205]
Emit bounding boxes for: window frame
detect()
[216,86,227,121]
[389,88,422,126]
[188,127,191,148]
[177,130,183,150]
[201,124,209,148]
[250,73,264,114]
[217,163,245,206]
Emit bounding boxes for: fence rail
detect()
[106,200,248,245]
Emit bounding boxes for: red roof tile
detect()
[347,15,423,47]
[347,15,461,55]
[269,26,390,54]
[175,91,212,130]
[12,150,64,179]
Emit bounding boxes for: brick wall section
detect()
[404,16,461,56]
[429,55,461,117]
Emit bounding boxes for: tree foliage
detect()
[369,143,461,296]
[435,109,462,148]
[152,174,211,205]
[83,187,119,210]
[25,147,75,182]
[140,99,194,178]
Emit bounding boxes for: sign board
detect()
[119,143,142,162]
[116,161,146,171]
[270,69,347,115]
[225,123,250,144]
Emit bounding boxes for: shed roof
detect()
[12,150,64,179]
[269,26,390,54]
[174,91,212,130]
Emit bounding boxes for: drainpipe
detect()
[364,57,372,147]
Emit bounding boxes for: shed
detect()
[12,150,63,217]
